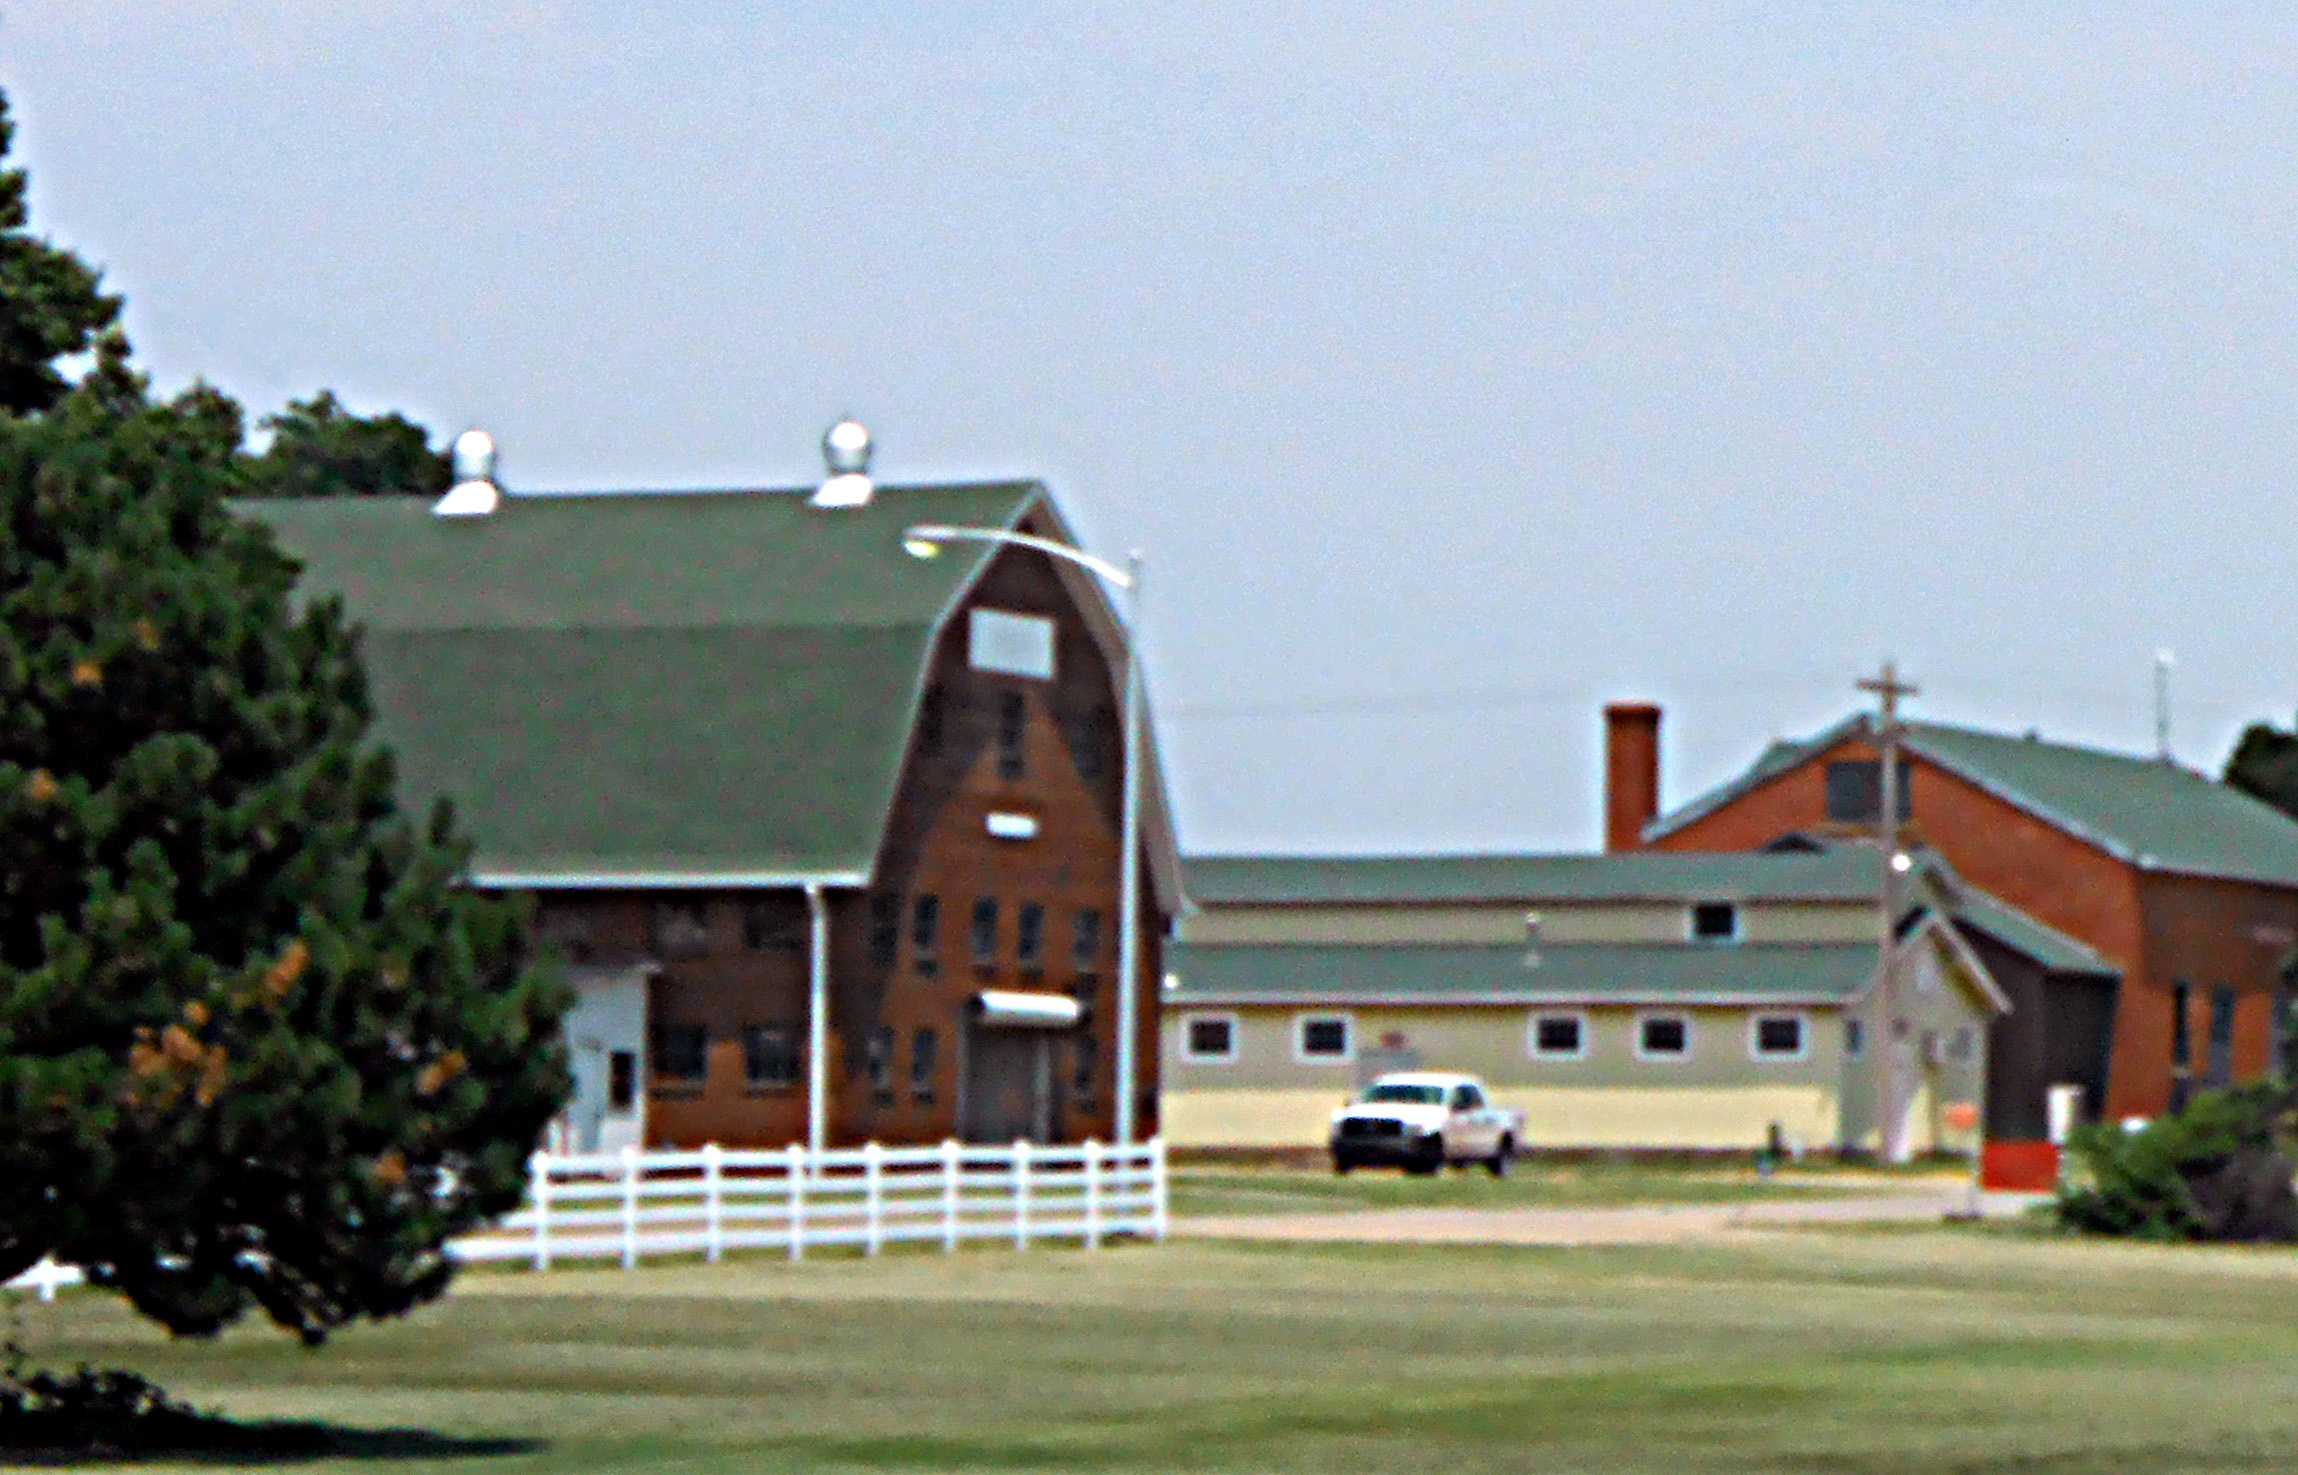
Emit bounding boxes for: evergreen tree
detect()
[0,94,121,415]
[0,327,567,1345]
[2226,720,2298,823]
[243,392,452,500]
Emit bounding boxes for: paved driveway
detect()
[1174,1188,2048,1247]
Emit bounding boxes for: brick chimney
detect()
[1603,702,1662,852]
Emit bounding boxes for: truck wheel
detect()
[1487,1135,1515,1178]
[1406,1140,1443,1176]
[1331,1154,1355,1176]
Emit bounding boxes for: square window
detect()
[1691,902,1738,942]
[741,1024,797,1089]
[652,1023,708,1082]
[1824,759,1913,824]
[1296,1014,1353,1063]
[1636,1015,1690,1061]
[1752,1014,1805,1060]
[740,899,802,952]
[1183,1014,1237,1062]
[969,608,1056,680]
[648,900,712,958]
[1530,1014,1585,1060]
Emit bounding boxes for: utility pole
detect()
[2154,650,2174,763]
[1856,660,1919,1164]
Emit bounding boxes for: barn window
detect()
[1530,1014,1585,1060]
[1636,1015,1690,1061]
[1016,903,1046,969]
[740,899,801,952]
[741,1024,797,1089]
[652,1023,708,1082]
[969,608,1055,679]
[1074,1031,1100,1100]
[865,1025,895,1105]
[866,894,900,966]
[997,691,1027,779]
[608,1051,637,1110]
[1295,1014,1353,1063]
[1072,908,1103,969]
[648,900,712,958]
[1824,760,1913,824]
[1690,902,1739,942]
[1751,1014,1805,1060]
[1183,1014,1237,1063]
[910,1027,939,1103]
[970,898,1000,965]
[911,893,941,967]
[1844,1018,1864,1058]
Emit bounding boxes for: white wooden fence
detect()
[453,1137,1169,1269]
[4,1139,1168,1298]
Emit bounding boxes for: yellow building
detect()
[1164,849,2022,1155]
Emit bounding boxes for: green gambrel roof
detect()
[1940,879,2116,975]
[1647,714,2298,889]
[252,484,1043,883]
[1186,848,1891,906]
[1166,941,1879,1006]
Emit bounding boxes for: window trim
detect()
[1179,1011,1240,1064]
[1527,1010,1589,1062]
[1633,1012,1693,1063]
[1293,1011,1356,1065]
[1748,1011,1808,1063]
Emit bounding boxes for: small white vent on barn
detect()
[969,608,1055,679]
[433,429,501,517]
[810,419,874,508]
[986,812,1040,840]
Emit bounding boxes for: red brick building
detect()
[1607,704,2298,1125]
[258,475,1178,1153]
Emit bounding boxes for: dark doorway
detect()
[962,1026,1054,1143]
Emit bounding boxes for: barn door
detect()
[961,1026,1053,1143]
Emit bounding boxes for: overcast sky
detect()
[9,4,2298,855]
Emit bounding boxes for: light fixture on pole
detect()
[903,522,1148,1145]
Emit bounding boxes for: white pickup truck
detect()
[1328,1071,1524,1176]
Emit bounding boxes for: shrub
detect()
[2056,1081,2298,1242]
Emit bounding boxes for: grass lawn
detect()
[1167,1160,1950,1216]
[17,1227,2298,1473]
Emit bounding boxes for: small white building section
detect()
[549,963,651,1154]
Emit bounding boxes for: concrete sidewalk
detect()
[1173,1189,2051,1247]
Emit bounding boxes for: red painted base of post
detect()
[1980,1140,2061,1191]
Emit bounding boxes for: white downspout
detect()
[806,883,830,1155]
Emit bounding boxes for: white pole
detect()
[1014,1138,1032,1250]
[940,1138,961,1253]
[529,1150,551,1272]
[1084,1138,1102,1249]
[805,883,830,1156]
[787,1142,807,1261]
[1114,550,1145,1146]
[1151,1136,1169,1241]
[703,1142,723,1264]
[864,1141,883,1257]
[620,1143,640,1269]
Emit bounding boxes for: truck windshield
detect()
[1359,1083,1446,1104]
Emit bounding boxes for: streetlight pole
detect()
[1858,660,1919,1164]
[902,524,1148,1145]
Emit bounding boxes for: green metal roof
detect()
[1646,714,2298,889]
[1938,881,2116,976]
[252,484,1042,883]
[1185,848,1893,906]
[1166,941,1878,1006]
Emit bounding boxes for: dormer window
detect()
[1690,901,1739,943]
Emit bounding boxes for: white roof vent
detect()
[810,419,874,508]
[434,428,501,517]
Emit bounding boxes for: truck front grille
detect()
[1338,1119,1404,1139]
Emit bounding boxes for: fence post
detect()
[1014,1139,1031,1250]
[620,1143,641,1269]
[1083,1138,1102,1249]
[703,1142,724,1264]
[529,1150,552,1272]
[864,1141,884,1257]
[787,1142,807,1262]
[940,1138,960,1253]
[1151,1136,1169,1241]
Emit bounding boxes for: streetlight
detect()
[903,523,1148,1146]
